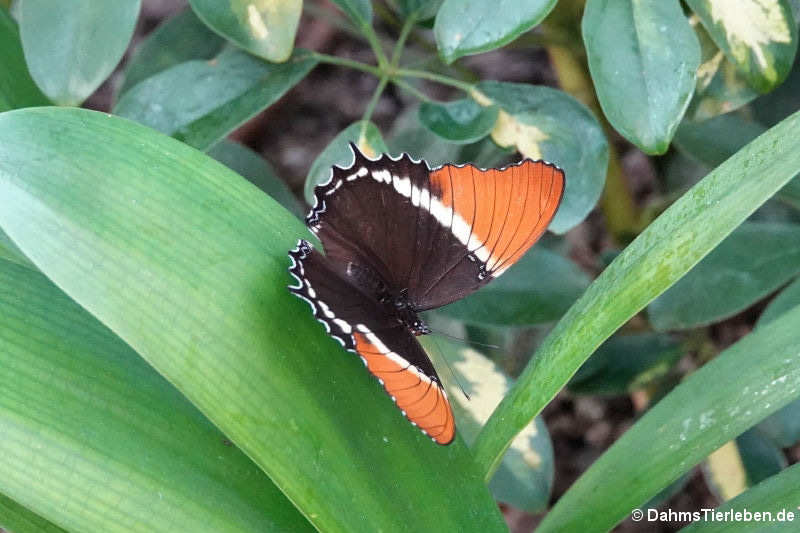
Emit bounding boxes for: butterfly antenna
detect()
[430,336,471,401]
[428,327,500,350]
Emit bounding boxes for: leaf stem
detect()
[391,78,433,102]
[390,13,417,67]
[360,75,389,137]
[395,68,475,93]
[312,52,382,77]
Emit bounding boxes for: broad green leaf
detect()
[582,0,701,154]
[0,493,66,533]
[0,5,48,111]
[389,106,512,168]
[751,49,800,127]
[120,7,225,95]
[304,121,389,204]
[0,259,312,533]
[686,15,759,121]
[434,0,557,63]
[0,108,506,533]
[674,113,766,168]
[418,99,498,144]
[675,112,800,215]
[328,0,372,28]
[0,227,32,268]
[568,333,684,395]
[388,105,467,166]
[420,337,554,513]
[755,399,800,447]
[188,0,301,62]
[114,48,317,151]
[472,81,609,233]
[18,0,140,105]
[436,247,589,326]
[472,108,800,481]
[538,303,800,532]
[759,277,800,327]
[208,139,303,216]
[648,222,800,331]
[686,0,799,93]
[703,429,786,502]
[392,0,442,20]
[755,278,800,448]
[778,176,800,210]
[681,463,800,532]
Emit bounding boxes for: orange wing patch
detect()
[354,331,455,445]
[429,160,564,277]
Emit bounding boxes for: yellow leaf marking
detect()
[453,348,542,469]
[470,89,548,161]
[708,0,791,78]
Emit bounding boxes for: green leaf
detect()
[388,105,467,166]
[751,50,800,127]
[328,0,373,27]
[568,333,684,395]
[18,0,140,105]
[674,112,766,168]
[0,107,506,533]
[686,15,759,121]
[681,463,800,532]
[207,139,303,216]
[392,0,443,21]
[473,81,609,233]
[756,398,800,448]
[435,247,589,326]
[418,99,499,144]
[0,227,32,269]
[675,112,800,214]
[472,108,800,481]
[304,121,389,204]
[420,337,554,513]
[188,0,301,62]
[120,7,225,96]
[755,278,800,449]
[0,259,312,532]
[114,48,317,151]
[648,222,800,331]
[538,303,800,532]
[434,0,557,63]
[0,492,67,533]
[778,176,800,210]
[760,277,800,327]
[0,5,48,111]
[582,0,701,154]
[686,0,799,93]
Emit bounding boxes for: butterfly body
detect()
[289,145,564,444]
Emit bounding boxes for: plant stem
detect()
[362,24,390,69]
[312,52,382,77]
[360,75,389,136]
[390,13,417,67]
[392,78,433,102]
[394,68,475,93]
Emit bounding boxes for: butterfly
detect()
[288,144,564,444]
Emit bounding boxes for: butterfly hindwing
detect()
[288,240,455,444]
